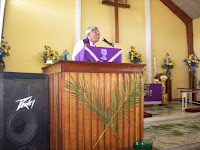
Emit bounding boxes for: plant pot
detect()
[0,56,5,72]
[133,139,153,150]
[46,60,53,64]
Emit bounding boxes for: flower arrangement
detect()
[183,52,200,73]
[42,45,63,64]
[128,46,142,64]
[154,73,168,82]
[161,53,174,75]
[0,37,11,58]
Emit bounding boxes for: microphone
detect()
[101,37,114,47]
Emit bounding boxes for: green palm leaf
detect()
[65,73,148,149]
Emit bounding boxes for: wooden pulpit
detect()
[42,60,145,150]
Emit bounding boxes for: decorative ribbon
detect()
[84,47,100,61]
[83,38,90,46]
[108,50,122,62]
[167,67,172,75]
[191,64,194,73]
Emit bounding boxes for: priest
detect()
[72,26,100,60]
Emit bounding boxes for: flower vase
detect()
[0,56,5,72]
[46,60,53,65]
[161,81,166,95]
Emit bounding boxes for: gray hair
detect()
[85,26,98,38]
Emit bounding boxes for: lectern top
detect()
[42,60,145,74]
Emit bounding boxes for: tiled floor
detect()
[144,101,200,150]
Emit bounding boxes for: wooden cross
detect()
[102,0,130,43]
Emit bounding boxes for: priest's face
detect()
[88,28,100,44]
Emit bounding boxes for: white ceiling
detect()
[171,0,200,19]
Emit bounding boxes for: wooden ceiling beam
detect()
[160,0,192,24]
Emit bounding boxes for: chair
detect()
[181,91,188,111]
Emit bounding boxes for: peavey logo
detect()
[15,96,36,111]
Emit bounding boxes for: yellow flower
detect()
[42,45,62,63]
[8,50,11,55]
[166,59,173,66]
[51,49,56,53]
[49,51,56,60]
[1,39,6,43]
[160,74,168,82]
[1,43,8,50]
[161,78,167,82]
[133,51,139,57]
[191,56,197,62]
[46,52,50,57]
[189,54,194,58]
[131,55,134,59]
[4,49,7,53]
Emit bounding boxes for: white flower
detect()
[160,75,168,81]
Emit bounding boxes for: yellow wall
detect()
[81,0,146,63]
[3,0,76,73]
[151,0,189,99]
[3,0,146,73]
[2,0,198,99]
[193,18,200,82]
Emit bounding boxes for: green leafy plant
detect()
[65,74,148,148]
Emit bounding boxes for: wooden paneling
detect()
[105,73,111,150]
[63,72,70,150]
[43,61,145,149]
[98,73,105,150]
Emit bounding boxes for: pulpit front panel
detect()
[48,71,144,150]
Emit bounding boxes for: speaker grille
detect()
[18,146,36,150]
[6,109,38,145]
[0,72,49,150]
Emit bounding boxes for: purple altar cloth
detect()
[144,84,162,105]
[75,46,122,62]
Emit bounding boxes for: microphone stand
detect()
[112,43,118,48]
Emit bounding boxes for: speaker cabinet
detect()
[0,72,49,150]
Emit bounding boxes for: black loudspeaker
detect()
[0,72,49,150]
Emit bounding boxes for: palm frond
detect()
[65,73,148,149]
